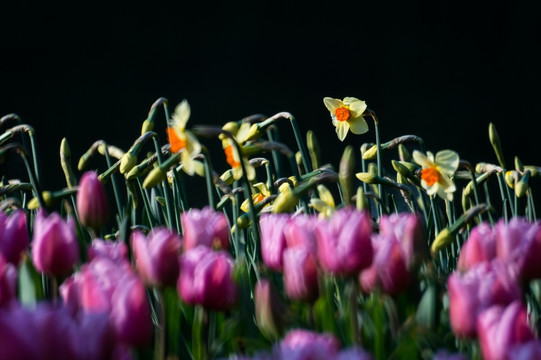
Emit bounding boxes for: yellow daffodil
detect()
[166,99,201,175]
[240,182,271,213]
[412,149,459,201]
[323,97,369,141]
[309,184,336,219]
[221,122,255,181]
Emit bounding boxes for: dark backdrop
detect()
[1,1,540,207]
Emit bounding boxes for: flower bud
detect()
[398,143,411,162]
[119,152,137,174]
[60,137,77,188]
[307,130,321,170]
[0,209,29,265]
[515,170,530,198]
[430,228,454,256]
[140,119,154,135]
[339,145,355,205]
[272,191,299,213]
[77,171,110,230]
[362,144,378,160]
[142,166,167,189]
[0,257,17,306]
[489,122,506,169]
[27,191,54,210]
[31,210,79,277]
[131,228,181,288]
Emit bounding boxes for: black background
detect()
[1,1,540,207]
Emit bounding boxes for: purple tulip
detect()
[457,222,497,271]
[181,206,230,251]
[447,261,521,338]
[432,350,467,360]
[31,210,79,277]
[178,246,237,311]
[283,214,318,254]
[87,238,128,263]
[76,171,110,230]
[378,212,425,268]
[336,347,374,360]
[315,207,373,276]
[131,227,181,287]
[359,233,410,296]
[259,213,290,271]
[0,256,17,307]
[0,209,29,266]
[283,247,319,302]
[477,301,534,360]
[508,341,541,360]
[280,328,341,360]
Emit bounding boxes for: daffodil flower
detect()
[166,99,202,175]
[412,149,459,201]
[309,184,336,219]
[240,182,271,213]
[323,97,369,141]
[221,122,255,181]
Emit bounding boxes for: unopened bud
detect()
[60,138,77,188]
[355,172,378,184]
[362,145,378,160]
[356,186,368,211]
[272,191,299,213]
[398,144,411,162]
[142,167,167,189]
[120,153,137,174]
[339,145,355,205]
[515,170,530,198]
[141,119,154,135]
[505,170,518,189]
[514,156,524,173]
[27,191,53,210]
[307,130,321,169]
[430,228,454,256]
[220,169,235,185]
[489,122,506,169]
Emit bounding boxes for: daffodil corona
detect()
[323,97,369,141]
[412,149,459,201]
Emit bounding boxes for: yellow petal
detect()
[323,97,342,113]
[317,184,335,208]
[335,121,350,141]
[346,99,367,117]
[412,150,434,168]
[236,122,252,143]
[435,150,460,176]
[348,116,369,135]
[310,198,331,213]
[171,99,191,131]
[181,151,195,176]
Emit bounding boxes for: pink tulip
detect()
[283,246,319,302]
[259,213,290,271]
[0,257,17,307]
[283,214,318,254]
[359,233,410,296]
[32,210,79,277]
[280,328,341,360]
[378,212,425,268]
[178,246,237,311]
[131,227,181,287]
[76,171,110,230]
[181,206,230,251]
[432,350,467,360]
[508,341,541,360]
[457,222,497,271]
[0,209,29,265]
[447,261,521,338]
[315,207,373,276]
[477,301,534,360]
[87,238,128,263]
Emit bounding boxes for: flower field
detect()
[1,96,540,359]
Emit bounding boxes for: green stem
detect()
[202,148,216,210]
[368,111,384,217]
[193,306,207,360]
[155,289,165,360]
[289,115,312,174]
[101,141,123,221]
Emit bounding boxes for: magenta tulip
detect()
[31,210,79,277]
[315,207,373,276]
[280,328,340,360]
[181,206,230,251]
[477,301,534,360]
[508,341,541,360]
[283,214,318,254]
[76,171,110,230]
[0,209,29,265]
[259,213,290,271]
[87,238,128,263]
[131,227,181,287]
[283,247,319,302]
[447,261,521,338]
[378,212,425,268]
[178,246,237,311]
[457,222,497,271]
[0,256,17,307]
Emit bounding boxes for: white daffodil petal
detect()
[254,183,270,196]
[317,184,335,208]
[310,198,331,213]
[435,150,460,176]
[182,151,195,176]
[236,122,252,144]
[347,99,367,117]
[172,99,191,130]
[193,160,206,177]
[342,97,361,106]
[335,121,350,141]
[186,131,201,155]
[412,150,434,168]
[348,116,369,135]
[323,97,343,112]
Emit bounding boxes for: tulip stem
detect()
[154,289,165,360]
[193,306,207,360]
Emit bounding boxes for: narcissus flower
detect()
[166,99,202,176]
[412,149,459,201]
[323,97,369,141]
[221,122,256,181]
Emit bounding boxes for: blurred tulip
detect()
[259,213,290,271]
[0,209,29,266]
[280,328,340,360]
[88,238,128,263]
[0,256,17,307]
[359,233,410,296]
[76,171,110,230]
[477,301,534,360]
[283,214,318,254]
[336,347,374,360]
[177,246,237,311]
[378,212,425,268]
[31,210,79,277]
[181,206,230,251]
[447,261,521,338]
[432,350,467,360]
[283,247,319,302]
[254,278,288,339]
[131,227,181,287]
[315,207,373,276]
[457,222,497,271]
[508,340,541,360]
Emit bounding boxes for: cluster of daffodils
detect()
[1,95,540,360]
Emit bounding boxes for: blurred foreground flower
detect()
[413,149,459,201]
[181,206,230,251]
[323,97,369,141]
[0,208,29,265]
[0,256,17,307]
[76,171,109,231]
[280,328,341,360]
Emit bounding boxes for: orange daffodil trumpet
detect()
[412,149,459,201]
[323,97,369,141]
[166,99,201,175]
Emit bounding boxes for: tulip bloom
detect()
[76,171,110,230]
[87,238,128,263]
[131,227,181,288]
[31,210,79,277]
[447,261,521,338]
[177,246,237,311]
[477,301,534,360]
[315,207,373,276]
[280,328,341,360]
[508,341,541,360]
[0,209,29,266]
[259,213,290,271]
[457,222,497,271]
[283,214,318,254]
[378,212,425,269]
[0,257,17,307]
[181,206,230,251]
[283,247,319,302]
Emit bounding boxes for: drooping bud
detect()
[140,119,154,135]
[339,145,355,205]
[77,171,110,230]
[306,130,321,170]
[489,122,506,169]
[398,143,411,162]
[60,138,77,188]
[142,166,167,189]
[515,170,530,198]
[120,153,137,174]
